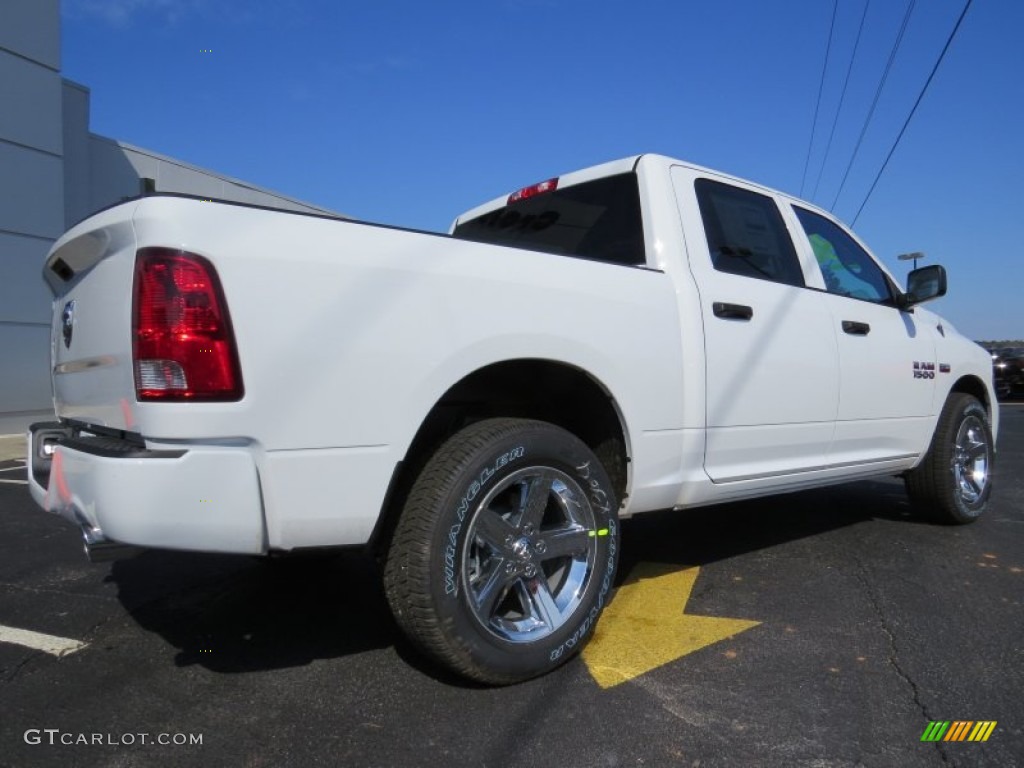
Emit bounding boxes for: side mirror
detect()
[901,264,947,309]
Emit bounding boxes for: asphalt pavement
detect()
[1,405,1021,767]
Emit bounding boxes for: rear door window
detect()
[695,179,805,287]
[452,173,646,266]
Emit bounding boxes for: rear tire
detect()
[905,393,994,524]
[383,418,619,684]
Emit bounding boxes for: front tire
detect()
[905,393,994,524]
[383,418,619,684]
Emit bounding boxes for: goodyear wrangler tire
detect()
[383,418,619,684]
[905,393,994,524]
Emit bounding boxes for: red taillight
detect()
[507,177,558,204]
[132,248,243,401]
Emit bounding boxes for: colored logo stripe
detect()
[921,721,949,742]
[921,721,997,742]
[968,721,997,742]
[946,721,973,741]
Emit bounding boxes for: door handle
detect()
[713,302,753,320]
[842,320,871,335]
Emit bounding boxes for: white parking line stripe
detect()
[0,478,28,485]
[0,625,87,656]
[0,466,26,472]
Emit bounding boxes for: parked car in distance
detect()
[993,348,1024,400]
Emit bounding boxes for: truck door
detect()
[787,205,937,463]
[671,169,839,483]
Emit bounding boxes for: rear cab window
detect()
[452,173,646,266]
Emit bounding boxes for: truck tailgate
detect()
[43,202,139,431]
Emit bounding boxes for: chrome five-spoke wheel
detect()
[383,418,619,684]
[952,415,990,505]
[462,466,599,643]
[906,393,994,524]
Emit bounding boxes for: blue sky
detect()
[61,0,1023,340]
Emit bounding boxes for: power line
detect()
[800,0,839,198]
[812,0,872,203]
[831,0,917,212]
[851,0,974,226]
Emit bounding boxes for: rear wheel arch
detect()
[369,360,630,558]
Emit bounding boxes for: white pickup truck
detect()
[28,154,997,684]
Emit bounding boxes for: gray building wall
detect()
[0,1,342,435]
[0,0,64,435]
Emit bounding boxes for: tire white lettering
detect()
[444,447,526,596]
[576,460,612,514]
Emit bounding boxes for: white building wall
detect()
[0,2,343,434]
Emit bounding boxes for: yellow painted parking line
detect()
[0,624,87,657]
[583,563,761,688]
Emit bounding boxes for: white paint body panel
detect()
[670,165,840,483]
[30,154,998,553]
[28,442,265,554]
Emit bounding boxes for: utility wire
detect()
[811,0,872,202]
[851,0,973,225]
[831,0,917,212]
[800,0,839,198]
